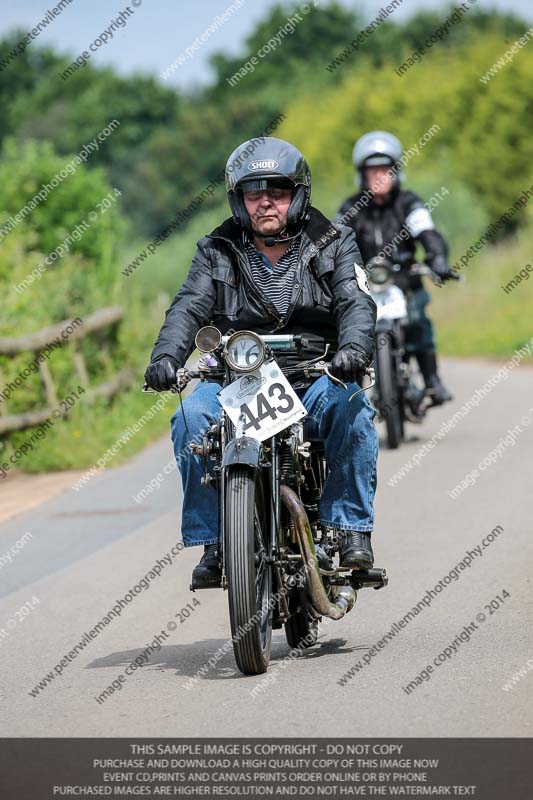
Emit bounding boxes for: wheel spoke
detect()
[254,503,270,647]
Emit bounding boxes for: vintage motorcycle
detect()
[144,327,387,676]
[367,259,451,449]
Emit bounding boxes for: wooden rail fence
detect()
[0,307,135,436]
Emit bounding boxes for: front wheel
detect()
[376,333,403,449]
[225,467,272,675]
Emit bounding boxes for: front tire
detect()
[225,467,272,675]
[376,333,403,449]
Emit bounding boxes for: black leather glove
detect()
[330,345,368,383]
[431,256,458,283]
[144,355,179,391]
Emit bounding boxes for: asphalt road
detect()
[1,357,532,737]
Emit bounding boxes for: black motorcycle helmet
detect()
[225,137,311,232]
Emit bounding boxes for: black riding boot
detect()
[338,532,374,570]
[416,351,452,405]
[191,544,221,588]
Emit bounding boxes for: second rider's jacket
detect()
[336,187,449,288]
[151,207,376,369]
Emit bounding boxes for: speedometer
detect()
[224,331,266,372]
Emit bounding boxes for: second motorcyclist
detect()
[337,130,455,405]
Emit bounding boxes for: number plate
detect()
[218,360,307,442]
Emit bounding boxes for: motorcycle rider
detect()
[144,137,378,587]
[337,130,454,405]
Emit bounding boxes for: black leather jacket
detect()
[337,187,448,288]
[151,207,376,368]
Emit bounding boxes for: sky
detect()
[2,0,532,91]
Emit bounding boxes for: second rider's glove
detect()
[144,355,179,392]
[330,345,369,383]
[431,256,457,283]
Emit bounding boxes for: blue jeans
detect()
[404,287,436,354]
[170,376,378,547]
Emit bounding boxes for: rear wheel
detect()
[284,590,319,650]
[225,467,272,674]
[377,333,403,449]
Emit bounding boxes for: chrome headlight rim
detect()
[195,325,223,353]
[224,330,266,373]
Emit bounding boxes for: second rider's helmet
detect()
[352,130,403,190]
[225,137,311,231]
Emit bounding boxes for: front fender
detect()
[222,436,262,468]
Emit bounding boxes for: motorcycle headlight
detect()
[195,325,222,353]
[224,331,266,372]
[368,265,392,286]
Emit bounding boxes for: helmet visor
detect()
[363,154,395,168]
[240,178,294,201]
[240,177,294,191]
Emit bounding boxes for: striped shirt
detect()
[244,238,300,319]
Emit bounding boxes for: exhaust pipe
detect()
[280,485,356,620]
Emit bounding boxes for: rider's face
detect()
[242,187,292,235]
[365,165,395,196]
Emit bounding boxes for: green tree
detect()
[0,138,126,328]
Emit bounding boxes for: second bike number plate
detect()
[374,284,408,322]
[218,360,306,442]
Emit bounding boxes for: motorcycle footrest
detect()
[350,567,388,590]
[404,409,424,424]
[190,574,222,591]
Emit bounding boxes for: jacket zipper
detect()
[373,207,383,249]
[209,233,320,331]
[219,238,284,327]
[281,246,314,328]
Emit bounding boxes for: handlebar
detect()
[142,361,375,400]
[141,366,216,394]
[408,263,461,283]
[368,259,461,284]
[142,361,338,393]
